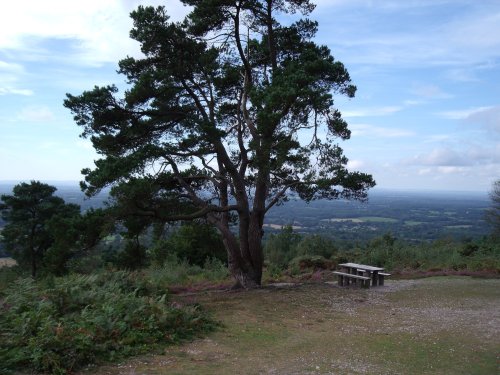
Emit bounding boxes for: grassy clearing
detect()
[80,277,500,375]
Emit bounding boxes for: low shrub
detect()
[146,255,230,288]
[353,235,500,273]
[288,255,334,272]
[0,264,24,296]
[0,271,219,374]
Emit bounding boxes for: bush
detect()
[295,235,338,259]
[264,227,339,271]
[351,235,500,273]
[164,222,227,267]
[264,225,302,269]
[0,271,218,374]
[288,255,334,273]
[0,264,24,296]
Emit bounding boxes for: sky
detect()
[0,0,499,193]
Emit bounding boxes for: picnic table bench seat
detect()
[377,272,391,286]
[332,271,371,288]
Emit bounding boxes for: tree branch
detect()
[265,181,301,213]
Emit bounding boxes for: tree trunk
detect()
[248,218,264,284]
[30,225,37,278]
[221,228,263,289]
[31,248,36,278]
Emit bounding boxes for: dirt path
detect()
[80,277,500,375]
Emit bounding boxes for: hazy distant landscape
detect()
[1,183,490,244]
[266,189,491,242]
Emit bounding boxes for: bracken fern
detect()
[0,271,219,374]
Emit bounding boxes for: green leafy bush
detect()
[0,271,218,374]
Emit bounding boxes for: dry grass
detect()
[79,277,499,375]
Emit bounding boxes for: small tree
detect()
[485,179,500,238]
[64,1,375,288]
[166,222,227,266]
[0,181,80,277]
[264,225,302,269]
[296,234,337,258]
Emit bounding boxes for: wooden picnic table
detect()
[338,262,385,286]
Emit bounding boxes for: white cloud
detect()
[0,60,33,96]
[17,106,54,122]
[347,159,365,169]
[423,134,454,143]
[0,0,190,66]
[407,143,500,167]
[0,60,24,74]
[436,105,500,137]
[411,148,469,167]
[343,106,402,118]
[317,1,500,68]
[437,106,495,120]
[437,166,467,175]
[444,68,480,82]
[0,87,33,96]
[350,124,415,138]
[411,84,452,100]
[418,168,432,176]
[466,105,500,134]
[403,99,424,106]
[76,140,94,150]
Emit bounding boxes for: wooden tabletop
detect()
[339,263,384,271]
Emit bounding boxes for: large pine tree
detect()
[64,0,375,288]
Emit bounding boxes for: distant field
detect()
[263,224,303,230]
[404,220,424,226]
[321,218,364,223]
[357,216,399,223]
[84,277,500,375]
[322,217,398,224]
[0,258,16,268]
